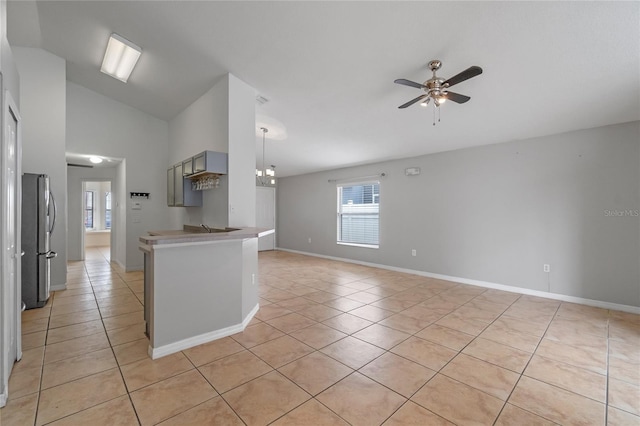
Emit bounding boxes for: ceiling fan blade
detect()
[443,91,471,104]
[443,66,483,87]
[394,79,425,89]
[398,94,427,109]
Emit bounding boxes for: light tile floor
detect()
[1,248,639,425]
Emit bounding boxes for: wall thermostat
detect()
[405,167,421,176]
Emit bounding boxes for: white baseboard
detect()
[148,303,260,359]
[125,264,143,273]
[50,283,66,292]
[276,247,640,315]
[0,388,7,407]
[110,259,142,273]
[113,259,126,271]
[242,303,260,328]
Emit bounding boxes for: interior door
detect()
[256,186,276,251]
[1,86,22,406]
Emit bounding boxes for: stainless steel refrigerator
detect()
[21,173,57,309]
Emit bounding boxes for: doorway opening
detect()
[82,181,112,262]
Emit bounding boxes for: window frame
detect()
[105,191,112,229]
[84,190,94,229]
[336,181,380,249]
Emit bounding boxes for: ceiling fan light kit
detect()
[395,59,482,125]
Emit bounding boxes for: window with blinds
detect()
[337,182,380,247]
[105,192,112,229]
[84,191,94,229]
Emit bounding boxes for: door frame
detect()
[0,87,22,406]
[80,179,114,261]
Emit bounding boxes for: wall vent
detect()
[256,95,269,105]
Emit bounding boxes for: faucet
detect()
[200,223,212,233]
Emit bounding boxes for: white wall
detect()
[66,82,170,270]
[67,166,116,260]
[278,121,640,307]
[168,77,228,162]
[0,0,20,103]
[227,74,256,228]
[14,47,67,289]
[0,41,18,103]
[168,75,229,229]
[167,73,256,229]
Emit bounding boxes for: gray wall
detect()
[66,82,170,271]
[14,47,67,289]
[167,73,256,230]
[278,121,640,307]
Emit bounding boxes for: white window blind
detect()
[84,191,94,229]
[105,192,112,229]
[337,182,380,247]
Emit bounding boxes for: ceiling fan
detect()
[394,60,482,124]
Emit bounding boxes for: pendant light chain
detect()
[261,127,268,186]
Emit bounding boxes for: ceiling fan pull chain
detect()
[432,104,436,126]
[438,104,441,123]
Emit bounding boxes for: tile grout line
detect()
[105,249,144,425]
[30,261,92,425]
[604,314,610,426]
[47,250,145,425]
[265,284,515,424]
[491,301,562,425]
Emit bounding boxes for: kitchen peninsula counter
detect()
[139,227,273,359]
[142,227,274,245]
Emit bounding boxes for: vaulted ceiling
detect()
[8,1,640,176]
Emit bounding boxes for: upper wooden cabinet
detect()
[182,158,193,176]
[167,151,227,206]
[167,163,202,207]
[191,151,228,176]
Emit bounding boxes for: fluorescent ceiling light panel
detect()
[100,33,141,83]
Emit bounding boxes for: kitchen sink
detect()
[204,228,240,233]
[183,225,240,234]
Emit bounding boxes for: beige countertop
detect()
[140,227,274,246]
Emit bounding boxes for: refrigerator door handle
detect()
[45,251,57,259]
[49,190,57,235]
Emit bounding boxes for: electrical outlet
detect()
[411,249,417,257]
[252,273,255,285]
[308,237,311,244]
[543,264,550,273]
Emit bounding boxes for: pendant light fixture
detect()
[256,127,276,186]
